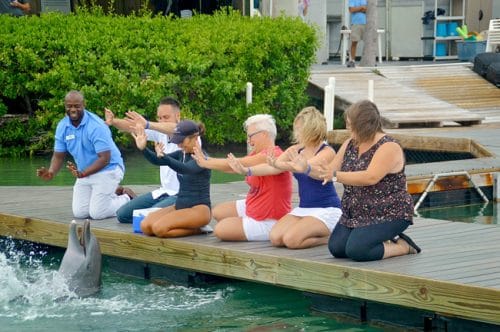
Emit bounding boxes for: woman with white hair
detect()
[193,114,292,242]
[227,107,341,249]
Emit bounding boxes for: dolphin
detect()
[58,220,102,297]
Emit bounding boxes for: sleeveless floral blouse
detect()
[339,135,414,228]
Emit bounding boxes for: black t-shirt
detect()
[143,148,211,209]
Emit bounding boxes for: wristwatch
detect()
[332,171,337,182]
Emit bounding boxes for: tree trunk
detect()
[360,0,377,67]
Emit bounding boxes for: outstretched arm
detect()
[192,146,267,173]
[104,108,136,132]
[318,141,404,186]
[227,153,282,176]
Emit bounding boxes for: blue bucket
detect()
[436,23,447,37]
[447,22,458,36]
[436,43,447,56]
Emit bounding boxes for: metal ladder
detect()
[413,171,489,212]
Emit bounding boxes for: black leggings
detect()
[328,220,411,262]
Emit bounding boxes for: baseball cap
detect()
[170,120,199,144]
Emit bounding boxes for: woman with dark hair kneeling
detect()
[326,100,420,261]
[132,120,211,238]
[291,100,420,261]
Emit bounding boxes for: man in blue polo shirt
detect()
[37,90,132,220]
[347,0,367,68]
[0,0,31,16]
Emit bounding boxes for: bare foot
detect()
[115,185,124,195]
[122,187,137,199]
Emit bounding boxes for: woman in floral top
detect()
[291,100,420,261]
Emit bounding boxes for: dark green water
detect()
[0,152,244,186]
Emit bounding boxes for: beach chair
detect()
[485,19,500,53]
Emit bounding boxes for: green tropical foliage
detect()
[0,9,318,156]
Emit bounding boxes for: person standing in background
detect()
[347,0,367,68]
[0,0,30,16]
[298,0,309,21]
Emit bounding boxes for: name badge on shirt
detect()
[66,134,75,141]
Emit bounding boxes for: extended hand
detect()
[266,149,278,168]
[192,146,208,166]
[318,163,334,185]
[154,142,165,157]
[285,147,309,173]
[36,167,54,180]
[131,123,147,150]
[66,161,85,178]
[227,153,247,175]
[125,111,147,129]
[104,108,115,126]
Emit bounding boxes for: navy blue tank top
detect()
[293,143,341,208]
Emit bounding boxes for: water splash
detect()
[0,237,226,326]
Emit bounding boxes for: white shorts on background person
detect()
[236,199,277,241]
[72,167,130,220]
[289,206,342,232]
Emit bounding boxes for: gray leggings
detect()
[328,220,411,262]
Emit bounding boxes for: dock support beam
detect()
[494,172,500,202]
[414,171,489,212]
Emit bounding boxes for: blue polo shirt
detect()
[54,110,124,173]
[349,0,367,25]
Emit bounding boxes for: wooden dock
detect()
[309,63,500,127]
[0,185,499,327]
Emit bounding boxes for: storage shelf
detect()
[436,16,464,21]
[435,36,461,41]
[434,55,459,60]
[425,0,465,61]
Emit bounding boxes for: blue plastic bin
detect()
[456,41,487,62]
[447,22,458,36]
[436,23,447,37]
[132,207,161,233]
[436,43,447,56]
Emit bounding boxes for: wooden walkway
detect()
[309,63,500,127]
[0,185,499,327]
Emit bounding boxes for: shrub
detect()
[0,9,318,155]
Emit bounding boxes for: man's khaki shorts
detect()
[351,24,365,42]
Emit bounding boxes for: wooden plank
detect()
[1,185,500,325]
[309,65,485,127]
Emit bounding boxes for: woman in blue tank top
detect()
[228,107,342,249]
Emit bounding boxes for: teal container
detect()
[456,40,487,61]
[436,23,447,37]
[436,43,447,56]
[447,22,458,36]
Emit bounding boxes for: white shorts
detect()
[236,199,277,241]
[288,206,342,232]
